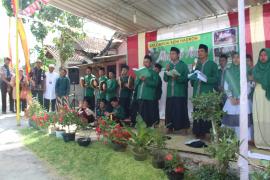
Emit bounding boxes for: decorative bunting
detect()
[21,0,50,16]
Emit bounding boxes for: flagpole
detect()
[15,0,21,126]
[238,0,249,179]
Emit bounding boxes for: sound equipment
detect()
[68,67,80,84]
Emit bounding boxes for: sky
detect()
[0,3,115,66]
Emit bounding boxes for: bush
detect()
[185,165,238,180]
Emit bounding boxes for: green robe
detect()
[84,74,95,97]
[136,67,159,101]
[191,60,218,97]
[216,68,227,91]
[97,75,108,100]
[106,78,118,101]
[164,60,189,97]
[119,76,133,98]
[113,105,125,120]
[156,74,162,100]
[96,108,106,117]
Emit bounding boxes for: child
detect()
[78,100,95,124]
[109,97,126,124]
[96,99,107,119]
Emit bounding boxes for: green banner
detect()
[149,27,239,68]
[148,32,213,67]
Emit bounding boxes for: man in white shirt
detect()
[43,64,59,112]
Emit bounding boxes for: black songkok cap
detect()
[170,47,180,54]
[199,44,208,53]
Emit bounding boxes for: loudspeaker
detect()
[68,67,80,84]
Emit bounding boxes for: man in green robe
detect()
[97,67,108,104]
[119,65,133,119]
[191,44,218,138]
[106,70,118,112]
[82,66,96,110]
[217,54,228,93]
[164,47,190,133]
[136,55,159,127]
[153,63,163,126]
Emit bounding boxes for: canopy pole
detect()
[15,0,21,126]
[238,0,249,179]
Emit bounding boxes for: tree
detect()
[35,6,85,67]
[2,1,85,67]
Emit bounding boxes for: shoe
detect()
[2,112,6,114]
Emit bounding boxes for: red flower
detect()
[115,124,121,129]
[96,126,101,134]
[165,154,173,161]
[59,117,63,123]
[175,167,184,173]
[101,120,106,126]
[44,114,49,121]
[32,115,37,121]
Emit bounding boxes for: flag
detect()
[11,0,18,16]
[8,17,13,68]
[18,18,31,76]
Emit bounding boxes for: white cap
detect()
[49,64,55,68]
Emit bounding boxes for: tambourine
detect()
[118,77,125,89]
[91,78,99,89]
[80,77,85,87]
[100,81,107,92]
[127,76,134,89]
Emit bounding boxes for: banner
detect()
[148,27,238,68]
[21,0,50,16]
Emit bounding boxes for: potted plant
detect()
[151,127,166,169]
[46,112,58,136]
[206,127,239,175]
[77,137,91,147]
[58,105,83,142]
[164,152,185,180]
[192,92,239,175]
[191,92,224,144]
[25,99,44,129]
[96,117,131,152]
[30,111,50,131]
[128,115,153,161]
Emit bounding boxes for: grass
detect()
[19,128,167,180]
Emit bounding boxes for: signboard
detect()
[148,27,238,68]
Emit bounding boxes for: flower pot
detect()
[63,132,76,142]
[132,148,147,161]
[152,150,165,169]
[77,137,91,147]
[28,119,37,129]
[49,131,56,137]
[166,172,184,180]
[55,130,65,139]
[111,141,127,152]
[152,158,165,169]
[48,126,56,136]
